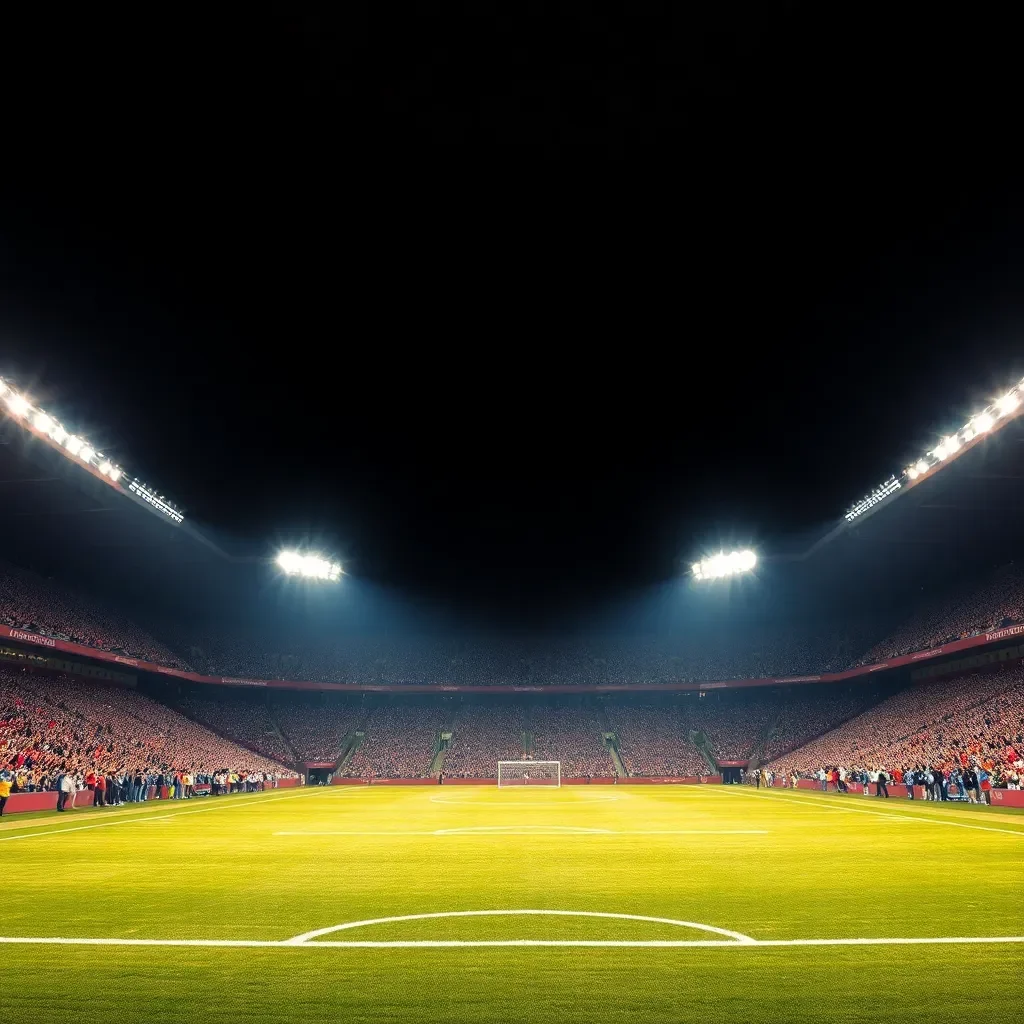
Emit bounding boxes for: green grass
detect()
[2,784,1022,1022]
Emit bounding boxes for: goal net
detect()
[497,761,561,787]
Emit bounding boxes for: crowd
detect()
[766,665,1024,794]
[528,704,615,778]
[609,705,707,777]
[340,704,443,779]
[273,700,361,763]
[1,665,296,809]
[0,563,187,668]
[442,704,526,778]
[176,695,294,762]
[853,561,1024,667]
[156,626,882,688]
[9,555,1024,691]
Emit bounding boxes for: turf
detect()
[2,784,1022,1023]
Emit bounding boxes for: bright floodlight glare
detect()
[907,466,919,480]
[692,549,757,581]
[33,411,53,433]
[65,435,83,455]
[974,411,994,433]
[79,446,95,464]
[916,459,929,475]
[998,392,1020,415]
[6,392,30,417]
[277,550,343,581]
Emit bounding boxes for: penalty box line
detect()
[1,936,1023,949]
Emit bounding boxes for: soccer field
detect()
[2,784,1022,1023]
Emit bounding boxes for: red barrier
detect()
[590,777,616,785]
[3,790,96,813]
[331,778,369,785]
[619,776,721,785]
[369,778,437,785]
[442,778,498,785]
[990,789,1024,807]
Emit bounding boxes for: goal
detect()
[497,761,561,787]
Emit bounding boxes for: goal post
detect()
[497,761,561,787]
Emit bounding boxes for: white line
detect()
[723,789,1024,838]
[0,787,363,843]
[0,935,1021,949]
[271,829,770,837]
[286,910,756,944]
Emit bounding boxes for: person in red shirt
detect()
[94,773,106,808]
[85,770,96,791]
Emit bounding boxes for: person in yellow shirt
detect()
[0,772,13,816]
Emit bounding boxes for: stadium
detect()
[4,13,1024,1022]
[2,351,1024,1024]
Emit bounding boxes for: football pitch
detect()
[2,784,1022,1023]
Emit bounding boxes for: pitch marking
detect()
[286,910,756,944]
[272,828,769,837]
[725,789,1024,837]
[0,787,366,843]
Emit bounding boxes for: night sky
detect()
[2,9,1023,618]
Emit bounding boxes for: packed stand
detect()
[443,704,525,778]
[689,694,777,761]
[854,561,1024,666]
[0,562,189,669]
[766,665,1024,786]
[759,689,883,764]
[155,624,884,688]
[528,704,614,778]
[340,704,442,779]
[176,695,294,763]
[609,704,707,777]
[0,665,296,805]
[273,699,361,762]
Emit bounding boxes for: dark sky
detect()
[2,9,1024,616]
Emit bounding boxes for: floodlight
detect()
[65,435,84,455]
[692,549,757,581]
[6,392,30,417]
[99,460,112,475]
[276,549,343,581]
[916,460,929,475]
[997,392,1019,415]
[33,412,53,433]
[907,466,919,480]
[973,411,994,433]
[51,424,67,445]
[109,467,122,482]
[79,446,95,464]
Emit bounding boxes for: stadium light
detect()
[848,372,1024,522]
[692,549,757,581]
[0,373,183,524]
[276,550,343,582]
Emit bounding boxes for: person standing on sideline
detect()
[903,768,915,798]
[61,771,76,810]
[0,771,12,816]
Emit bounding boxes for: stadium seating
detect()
[1,665,292,788]
[1,562,188,668]
[608,704,707,776]
[443,703,526,778]
[340,704,442,779]
[273,700,362,763]
[176,695,294,763]
[852,561,1024,666]
[766,665,1024,778]
[528,704,614,778]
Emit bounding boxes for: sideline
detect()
[0,934,1021,950]
[0,786,367,842]
[720,788,1024,838]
